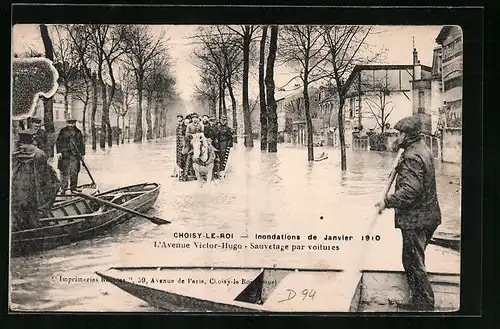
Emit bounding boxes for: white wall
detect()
[357,92,412,131]
[430,80,442,133]
[442,129,461,163]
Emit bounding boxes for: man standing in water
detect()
[11,129,60,230]
[216,116,233,174]
[30,117,51,156]
[56,118,85,193]
[175,114,185,177]
[375,115,441,311]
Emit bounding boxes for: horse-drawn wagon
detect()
[175,132,231,183]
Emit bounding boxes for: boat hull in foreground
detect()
[96,266,459,312]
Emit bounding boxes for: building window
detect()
[349,98,354,118]
[55,110,60,120]
[418,90,425,113]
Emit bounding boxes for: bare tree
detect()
[117,66,135,143]
[50,25,85,120]
[214,26,243,140]
[279,26,330,161]
[146,56,174,139]
[72,71,92,141]
[87,24,127,148]
[265,26,279,153]
[157,74,176,138]
[121,25,165,142]
[193,70,218,116]
[323,25,382,170]
[143,71,156,140]
[191,26,230,121]
[226,25,259,147]
[65,24,100,150]
[259,26,268,150]
[363,78,395,134]
[111,89,125,144]
[39,24,56,157]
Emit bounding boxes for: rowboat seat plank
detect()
[263,271,350,312]
[64,205,79,216]
[51,208,66,218]
[105,268,263,305]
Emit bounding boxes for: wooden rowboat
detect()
[11,182,161,257]
[314,152,329,162]
[95,266,459,312]
[53,183,100,205]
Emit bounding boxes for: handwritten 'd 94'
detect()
[277,288,316,303]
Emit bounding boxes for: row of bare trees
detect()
[23,24,178,152]
[191,25,281,152]
[191,25,382,169]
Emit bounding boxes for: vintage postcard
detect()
[10,23,462,313]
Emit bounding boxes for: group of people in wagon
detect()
[176,112,234,181]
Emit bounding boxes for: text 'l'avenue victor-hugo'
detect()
[152,232,381,252]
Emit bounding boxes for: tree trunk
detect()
[259,26,268,151]
[154,94,160,138]
[128,111,131,143]
[222,81,228,118]
[338,97,347,170]
[91,75,98,150]
[99,75,107,149]
[303,79,314,161]
[122,114,125,144]
[82,103,87,142]
[265,26,278,153]
[226,77,238,144]
[146,92,153,140]
[116,115,120,145]
[218,76,223,120]
[102,58,117,148]
[64,90,70,120]
[134,86,144,142]
[39,24,55,157]
[242,32,253,147]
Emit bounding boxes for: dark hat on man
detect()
[67,118,77,123]
[191,113,199,118]
[30,117,42,123]
[394,116,422,135]
[18,129,36,143]
[176,114,184,118]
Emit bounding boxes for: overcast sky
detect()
[12,25,443,102]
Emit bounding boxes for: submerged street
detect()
[10,138,461,311]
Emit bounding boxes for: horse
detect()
[190,132,217,186]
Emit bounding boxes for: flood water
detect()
[9,138,461,312]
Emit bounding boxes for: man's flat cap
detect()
[67,118,77,123]
[393,116,422,134]
[30,117,42,123]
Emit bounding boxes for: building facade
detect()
[435,26,462,164]
[410,46,444,160]
[317,85,340,146]
[342,64,432,147]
